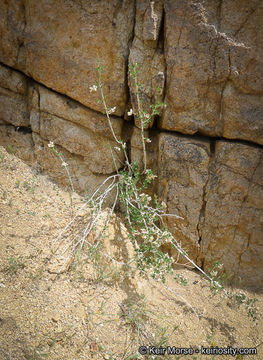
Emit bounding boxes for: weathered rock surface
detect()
[161,0,263,145]
[1,0,262,142]
[39,112,123,174]
[0,0,134,115]
[128,0,165,128]
[0,125,34,163]
[33,85,125,174]
[33,133,111,198]
[158,133,211,260]
[199,141,263,286]
[0,64,29,126]
[0,63,27,95]
[223,84,263,144]
[37,86,123,140]
[158,133,263,287]
[0,64,124,193]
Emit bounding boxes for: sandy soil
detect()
[0,146,262,360]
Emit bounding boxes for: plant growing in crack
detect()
[48,61,259,324]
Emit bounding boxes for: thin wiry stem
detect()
[54,174,119,246]
[131,66,147,174]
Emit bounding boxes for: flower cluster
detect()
[108,106,116,115]
[89,84,98,93]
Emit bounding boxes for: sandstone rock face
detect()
[33,133,111,199]
[0,1,262,287]
[128,0,165,128]
[0,0,25,68]
[199,141,263,285]
[0,0,134,115]
[0,64,29,126]
[32,85,125,174]
[161,0,263,145]
[158,133,211,260]
[37,86,123,140]
[39,112,122,174]
[158,133,263,286]
[0,125,34,163]
[0,65,123,194]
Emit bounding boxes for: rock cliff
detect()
[0,0,262,287]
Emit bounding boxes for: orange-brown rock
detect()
[199,141,263,287]
[128,0,165,128]
[32,133,111,197]
[160,0,263,145]
[0,125,34,163]
[158,133,263,287]
[158,133,211,260]
[0,64,29,126]
[0,0,135,116]
[39,112,123,174]
[37,86,123,140]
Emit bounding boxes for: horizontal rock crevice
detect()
[0,61,125,121]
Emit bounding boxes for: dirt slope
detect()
[0,146,262,360]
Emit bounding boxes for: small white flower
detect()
[48,141,54,148]
[89,85,97,93]
[210,270,218,277]
[114,146,121,152]
[145,138,151,143]
[145,113,150,119]
[108,106,116,114]
[61,161,68,167]
[161,201,167,210]
[127,108,133,116]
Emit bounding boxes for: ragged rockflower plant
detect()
[89,61,178,282]
[49,60,259,323]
